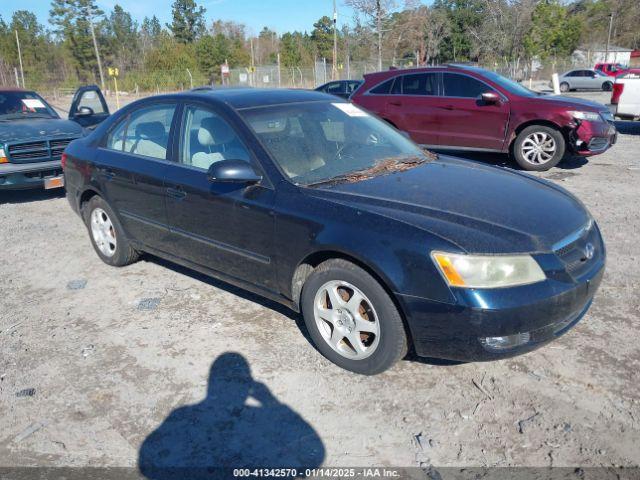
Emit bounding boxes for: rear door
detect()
[385,73,441,145]
[69,85,110,128]
[96,102,178,250]
[436,72,510,151]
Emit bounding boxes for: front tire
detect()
[83,195,140,267]
[300,259,408,375]
[512,125,566,171]
[559,82,569,92]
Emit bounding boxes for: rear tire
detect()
[602,81,613,92]
[83,195,139,267]
[559,82,569,93]
[512,125,566,171]
[300,259,408,375]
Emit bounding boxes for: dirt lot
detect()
[1,91,639,472]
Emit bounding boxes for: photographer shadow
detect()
[139,352,325,479]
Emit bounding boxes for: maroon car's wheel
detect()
[513,125,566,171]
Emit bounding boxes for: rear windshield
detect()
[0,91,58,120]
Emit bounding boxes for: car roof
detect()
[183,87,338,109]
[0,87,32,93]
[363,64,490,80]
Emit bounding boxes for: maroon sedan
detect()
[351,65,617,171]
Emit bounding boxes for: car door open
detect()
[69,85,110,128]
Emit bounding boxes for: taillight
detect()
[611,83,624,104]
[61,152,68,169]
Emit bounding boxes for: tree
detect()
[107,5,139,70]
[168,0,206,44]
[346,0,397,70]
[524,0,582,60]
[311,16,334,60]
[49,0,104,81]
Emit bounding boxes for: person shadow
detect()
[138,352,325,479]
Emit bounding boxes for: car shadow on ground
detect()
[138,352,325,478]
[433,149,589,171]
[0,188,66,204]
[614,120,640,135]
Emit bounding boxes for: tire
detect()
[83,195,140,267]
[602,81,613,92]
[300,259,408,375]
[512,125,566,171]
[559,82,569,93]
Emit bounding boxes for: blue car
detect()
[0,86,108,190]
[63,88,605,374]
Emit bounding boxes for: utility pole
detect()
[605,13,614,63]
[90,21,106,92]
[15,30,25,88]
[332,0,338,80]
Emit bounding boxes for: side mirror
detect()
[207,159,262,184]
[76,106,94,117]
[480,92,500,105]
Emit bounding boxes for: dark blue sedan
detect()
[63,88,605,374]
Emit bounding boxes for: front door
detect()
[69,85,110,128]
[436,73,510,151]
[163,103,277,290]
[97,102,177,249]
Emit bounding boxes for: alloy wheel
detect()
[90,207,117,257]
[313,280,380,360]
[521,132,557,165]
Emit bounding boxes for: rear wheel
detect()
[83,195,139,267]
[559,82,570,92]
[602,81,613,91]
[513,125,566,171]
[301,259,408,375]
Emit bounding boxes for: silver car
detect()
[558,69,614,92]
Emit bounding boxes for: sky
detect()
[0,0,362,35]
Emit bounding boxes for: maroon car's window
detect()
[369,78,395,94]
[442,73,492,98]
[401,74,437,96]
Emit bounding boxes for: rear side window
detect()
[401,73,438,96]
[442,73,491,98]
[369,78,395,94]
[104,104,176,160]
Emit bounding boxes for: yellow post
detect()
[113,76,120,110]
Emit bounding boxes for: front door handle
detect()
[439,105,455,111]
[389,100,402,106]
[166,186,187,200]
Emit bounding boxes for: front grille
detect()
[7,138,77,163]
[554,223,602,279]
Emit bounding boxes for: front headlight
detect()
[431,251,546,289]
[569,110,601,122]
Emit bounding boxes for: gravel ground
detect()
[1,91,639,471]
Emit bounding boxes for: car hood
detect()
[0,118,83,143]
[306,156,590,254]
[535,94,608,112]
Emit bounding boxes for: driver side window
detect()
[181,106,250,170]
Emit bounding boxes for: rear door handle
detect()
[439,105,455,110]
[389,100,402,106]
[166,186,187,200]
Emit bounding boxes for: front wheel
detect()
[559,82,570,92]
[301,259,408,375]
[512,125,566,171]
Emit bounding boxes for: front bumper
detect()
[397,262,604,362]
[0,160,63,190]
[572,120,617,156]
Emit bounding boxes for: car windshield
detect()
[239,101,432,186]
[0,91,57,120]
[479,70,541,97]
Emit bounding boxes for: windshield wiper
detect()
[305,155,433,187]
